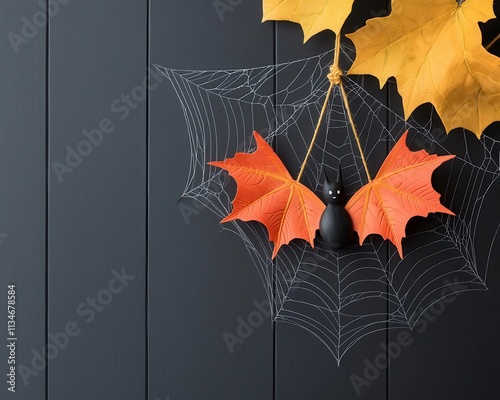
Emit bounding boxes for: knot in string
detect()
[327,64,343,85]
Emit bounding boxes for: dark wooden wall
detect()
[0,1,498,399]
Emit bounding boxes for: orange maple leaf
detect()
[346,131,455,258]
[209,131,325,258]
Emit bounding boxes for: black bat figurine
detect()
[319,163,353,249]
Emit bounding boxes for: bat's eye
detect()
[329,190,333,195]
[337,190,341,194]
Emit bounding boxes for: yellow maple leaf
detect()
[262,0,355,42]
[346,0,500,138]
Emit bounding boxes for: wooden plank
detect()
[47,1,147,399]
[274,1,390,398]
[0,1,47,398]
[149,1,274,399]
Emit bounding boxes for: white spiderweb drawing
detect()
[156,47,500,364]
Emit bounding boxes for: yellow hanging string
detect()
[296,32,372,183]
[338,80,372,182]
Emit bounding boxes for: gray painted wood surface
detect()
[149,2,273,400]
[0,1,47,399]
[48,1,146,399]
[0,1,498,399]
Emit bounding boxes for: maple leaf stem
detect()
[339,81,372,182]
[333,32,341,70]
[486,33,500,51]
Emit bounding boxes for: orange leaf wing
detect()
[209,132,325,258]
[346,131,455,257]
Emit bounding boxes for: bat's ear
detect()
[323,168,331,184]
[336,161,343,183]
